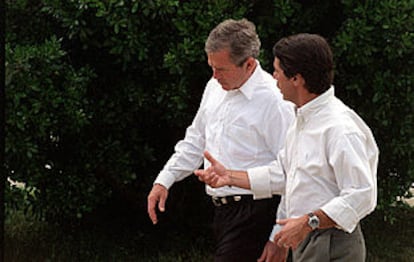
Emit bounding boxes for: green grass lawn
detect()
[4,206,414,262]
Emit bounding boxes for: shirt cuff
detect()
[247,166,272,200]
[321,198,359,233]
[269,224,283,242]
[153,170,176,190]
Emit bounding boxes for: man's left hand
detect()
[273,215,311,250]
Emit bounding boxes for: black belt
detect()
[211,195,254,207]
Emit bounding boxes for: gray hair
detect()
[205,18,261,66]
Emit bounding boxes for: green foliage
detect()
[252,0,345,71]
[5,36,103,222]
[363,207,414,261]
[6,0,55,44]
[5,0,256,224]
[5,179,38,219]
[5,0,414,226]
[333,0,414,215]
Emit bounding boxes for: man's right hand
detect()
[147,183,168,224]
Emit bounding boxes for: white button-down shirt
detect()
[155,61,294,197]
[248,87,378,233]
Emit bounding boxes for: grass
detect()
[4,207,215,262]
[4,206,414,261]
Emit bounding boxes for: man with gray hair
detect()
[147,18,294,261]
[195,33,379,262]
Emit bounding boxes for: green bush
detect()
[5,0,414,226]
[5,37,101,223]
[333,0,414,218]
[5,0,256,224]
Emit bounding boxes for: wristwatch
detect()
[307,212,320,230]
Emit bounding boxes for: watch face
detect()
[308,214,320,229]
[310,217,318,227]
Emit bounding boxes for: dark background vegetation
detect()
[4,0,414,261]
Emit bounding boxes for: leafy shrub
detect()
[5,0,414,226]
[5,36,100,223]
[333,0,414,218]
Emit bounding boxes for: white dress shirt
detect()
[248,87,379,233]
[154,61,294,197]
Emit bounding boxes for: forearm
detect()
[156,139,205,188]
[299,209,337,233]
[313,209,336,229]
[227,170,251,189]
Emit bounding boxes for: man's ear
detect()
[245,57,255,69]
[292,73,305,87]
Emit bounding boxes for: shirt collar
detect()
[297,86,335,119]
[236,60,261,100]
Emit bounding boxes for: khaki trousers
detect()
[293,224,365,262]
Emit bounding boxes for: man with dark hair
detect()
[147,19,294,261]
[195,33,379,262]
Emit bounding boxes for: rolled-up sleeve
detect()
[322,132,378,233]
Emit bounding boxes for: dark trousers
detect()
[213,195,280,262]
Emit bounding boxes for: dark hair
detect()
[272,33,334,94]
[205,18,260,66]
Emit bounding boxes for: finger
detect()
[204,150,218,165]
[197,174,205,182]
[209,175,219,188]
[147,198,158,224]
[195,171,211,184]
[273,233,281,244]
[275,235,285,248]
[194,169,204,178]
[257,249,266,262]
[158,194,166,213]
[277,239,283,247]
[276,218,288,225]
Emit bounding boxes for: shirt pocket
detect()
[297,146,325,175]
[225,124,258,162]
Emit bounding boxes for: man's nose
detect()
[212,69,220,79]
